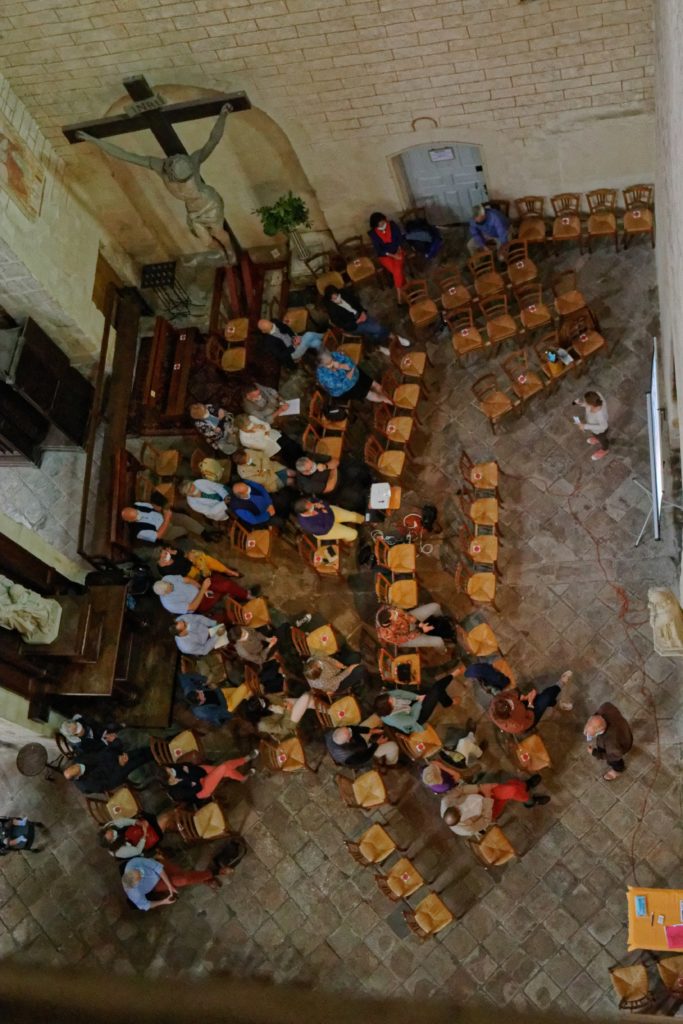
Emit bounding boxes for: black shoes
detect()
[527,774,542,789]
[523,793,551,808]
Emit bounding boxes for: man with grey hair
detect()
[153,571,251,616]
[467,203,510,258]
[584,702,633,780]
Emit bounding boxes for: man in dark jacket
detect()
[323,285,399,353]
[584,703,633,780]
[63,747,155,794]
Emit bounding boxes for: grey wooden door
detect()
[399,144,488,224]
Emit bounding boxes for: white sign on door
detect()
[429,147,454,162]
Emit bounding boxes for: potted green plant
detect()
[254,191,312,258]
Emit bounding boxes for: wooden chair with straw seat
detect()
[175,802,230,845]
[471,373,519,434]
[609,963,653,1011]
[302,422,343,461]
[401,279,441,337]
[502,240,538,288]
[403,892,453,939]
[390,338,429,383]
[150,729,203,766]
[514,196,547,246]
[559,307,607,367]
[373,403,415,450]
[283,307,308,334]
[305,253,345,295]
[551,192,583,254]
[204,333,225,370]
[260,735,315,773]
[291,623,339,658]
[225,595,270,630]
[221,344,247,374]
[345,823,399,866]
[298,533,341,577]
[456,623,499,658]
[586,188,618,253]
[337,769,391,809]
[501,348,546,404]
[86,786,143,825]
[378,648,421,687]
[364,435,406,481]
[389,723,442,762]
[459,449,499,497]
[308,389,349,436]
[375,571,419,610]
[140,442,181,478]
[374,536,416,575]
[513,281,552,335]
[454,561,498,611]
[190,448,231,483]
[491,657,516,688]
[622,184,654,248]
[446,307,487,363]
[460,481,500,534]
[488,198,510,220]
[434,265,472,314]
[656,955,683,1001]
[467,249,505,300]
[458,525,499,573]
[337,235,379,286]
[375,856,426,901]
[313,694,362,729]
[468,825,517,868]
[534,330,575,393]
[229,519,273,562]
[479,294,519,352]
[381,369,422,420]
[551,269,587,319]
[510,732,551,773]
[333,330,364,365]
[224,318,249,343]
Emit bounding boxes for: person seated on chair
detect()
[295,455,371,513]
[121,854,222,910]
[323,284,408,354]
[316,348,392,405]
[179,478,230,523]
[375,603,455,650]
[152,571,252,616]
[120,498,209,545]
[173,614,226,657]
[373,673,457,734]
[324,725,398,768]
[233,448,293,492]
[368,212,406,300]
[157,546,246,585]
[256,317,324,368]
[163,753,259,807]
[189,402,238,455]
[62,745,155,795]
[488,671,573,734]
[421,759,461,795]
[177,671,249,727]
[403,213,443,261]
[440,775,549,837]
[294,498,365,544]
[229,480,290,531]
[242,383,289,424]
[236,414,303,469]
[99,810,176,860]
[0,818,45,855]
[467,203,510,259]
[228,626,284,693]
[304,655,362,696]
[59,714,124,754]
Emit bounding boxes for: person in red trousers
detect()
[164,752,259,807]
[368,212,407,300]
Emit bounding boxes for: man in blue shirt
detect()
[467,204,510,259]
[121,855,218,910]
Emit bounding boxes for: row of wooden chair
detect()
[501,186,655,251]
[610,955,683,1012]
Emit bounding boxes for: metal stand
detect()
[632,477,683,547]
[140,261,190,320]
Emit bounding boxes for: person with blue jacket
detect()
[228,480,280,529]
[373,674,456,734]
[467,204,510,258]
[177,671,250,727]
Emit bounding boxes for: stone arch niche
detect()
[63,84,327,268]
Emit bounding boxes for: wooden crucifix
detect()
[63,75,251,313]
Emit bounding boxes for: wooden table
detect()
[628,887,683,951]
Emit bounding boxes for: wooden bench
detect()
[109,447,141,558]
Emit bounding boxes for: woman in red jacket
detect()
[368,211,406,300]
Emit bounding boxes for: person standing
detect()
[584,703,633,780]
[573,390,609,462]
[488,671,574,734]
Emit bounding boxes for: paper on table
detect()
[666,925,683,950]
[280,398,300,416]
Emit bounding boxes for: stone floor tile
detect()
[524,969,561,1010]
[566,970,607,1013]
